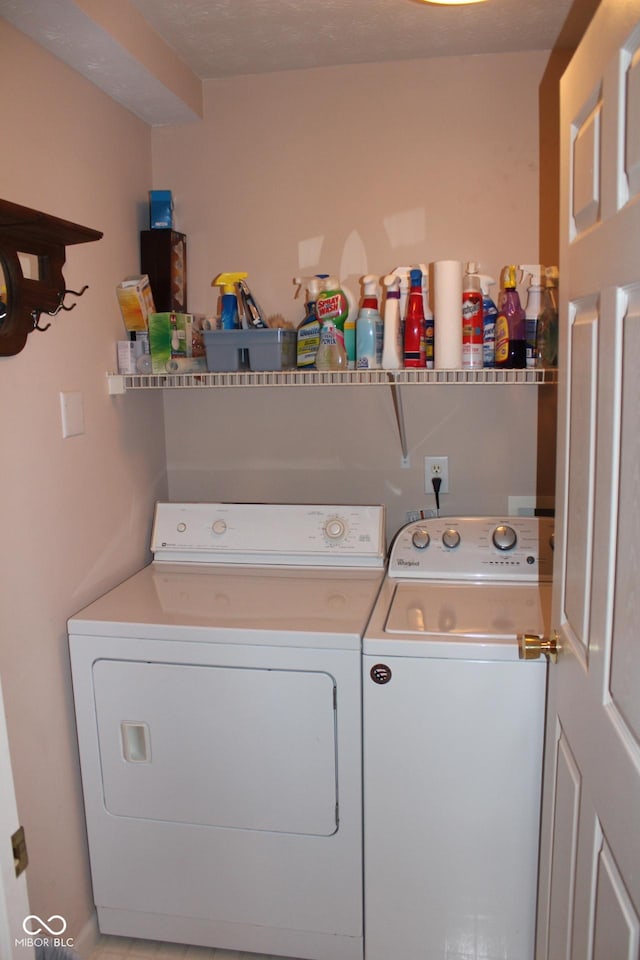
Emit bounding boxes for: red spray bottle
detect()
[403,268,426,368]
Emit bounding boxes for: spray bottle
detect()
[404,268,426,368]
[381,271,404,369]
[478,275,498,368]
[356,275,382,369]
[495,265,526,368]
[462,261,484,370]
[294,276,325,369]
[519,264,545,368]
[212,272,248,330]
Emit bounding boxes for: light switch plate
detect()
[60,391,85,438]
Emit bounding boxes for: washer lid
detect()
[363,580,551,661]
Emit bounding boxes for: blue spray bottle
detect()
[212,272,248,329]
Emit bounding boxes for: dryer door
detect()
[93,659,338,836]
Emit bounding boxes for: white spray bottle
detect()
[519,264,545,368]
[382,267,410,369]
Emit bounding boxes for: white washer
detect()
[363,515,553,960]
[68,502,386,960]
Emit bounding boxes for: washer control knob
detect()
[324,517,346,540]
[212,519,227,536]
[493,524,517,551]
[411,528,431,550]
[176,522,187,533]
[370,663,392,685]
[442,528,461,549]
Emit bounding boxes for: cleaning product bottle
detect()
[520,265,545,368]
[294,276,325,369]
[478,274,498,368]
[356,275,382,369]
[535,266,559,368]
[343,290,358,370]
[495,265,526,368]
[381,272,403,369]
[212,272,248,329]
[316,276,349,359]
[404,268,426,368]
[462,261,484,370]
[315,319,348,371]
[419,264,434,369]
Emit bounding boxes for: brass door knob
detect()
[518,631,559,664]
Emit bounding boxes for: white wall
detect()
[152,53,550,540]
[0,20,167,947]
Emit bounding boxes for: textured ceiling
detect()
[129,0,575,78]
[1,0,587,125]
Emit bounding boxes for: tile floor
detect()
[89,935,301,960]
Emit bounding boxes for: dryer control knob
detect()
[442,528,461,549]
[212,519,227,536]
[411,528,430,550]
[176,522,187,533]
[493,524,517,551]
[324,518,346,540]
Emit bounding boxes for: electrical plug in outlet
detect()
[424,457,449,494]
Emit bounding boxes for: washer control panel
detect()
[151,502,386,567]
[390,516,554,581]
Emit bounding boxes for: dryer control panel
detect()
[151,501,386,567]
[389,516,554,581]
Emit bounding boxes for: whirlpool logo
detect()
[16,914,75,949]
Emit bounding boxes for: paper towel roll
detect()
[433,260,463,369]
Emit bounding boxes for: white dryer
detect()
[68,502,386,960]
[363,515,553,960]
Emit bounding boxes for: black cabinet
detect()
[140,229,187,313]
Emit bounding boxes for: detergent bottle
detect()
[478,274,498,368]
[404,268,426,368]
[212,272,248,329]
[356,275,382,369]
[519,264,545,368]
[315,319,348,371]
[462,262,483,370]
[294,276,325,369]
[535,266,559,368]
[495,265,526,369]
[316,277,349,355]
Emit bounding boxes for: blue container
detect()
[149,190,173,229]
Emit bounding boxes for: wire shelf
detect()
[107,368,558,394]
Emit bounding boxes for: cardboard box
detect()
[116,275,155,333]
[149,312,206,374]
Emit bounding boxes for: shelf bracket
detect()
[387,372,410,465]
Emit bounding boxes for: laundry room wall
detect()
[151,52,551,539]
[0,19,167,947]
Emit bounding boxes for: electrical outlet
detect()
[424,456,449,495]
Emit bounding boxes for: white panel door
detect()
[537,2,640,956]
